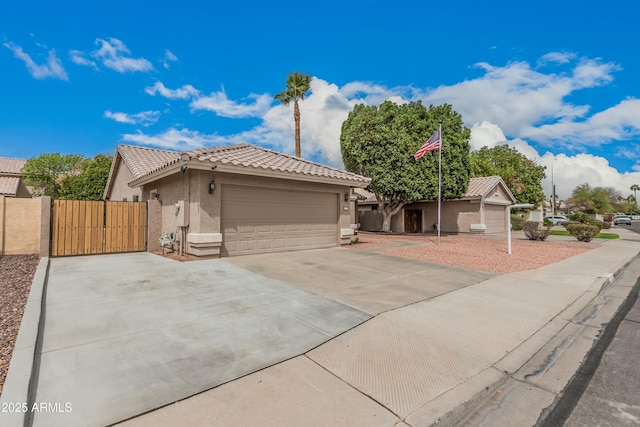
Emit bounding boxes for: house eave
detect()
[129,160,371,188]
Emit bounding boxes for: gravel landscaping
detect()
[0,254,40,397]
[350,232,600,274]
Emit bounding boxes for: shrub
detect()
[569,212,604,227]
[569,212,590,223]
[599,221,611,230]
[523,221,550,241]
[511,214,524,231]
[565,222,601,242]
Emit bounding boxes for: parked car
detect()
[543,215,568,225]
[632,215,640,221]
[614,215,632,225]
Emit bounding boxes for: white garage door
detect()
[484,204,506,233]
[221,185,339,256]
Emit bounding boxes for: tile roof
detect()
[356,176,514,203]
[0,176,20,196]
[117,145,180,179]
[465,176,510,199]
[131,143,370,185]
[0,157,26,175]
[187,144,370,183]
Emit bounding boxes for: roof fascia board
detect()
[129,160,370,188]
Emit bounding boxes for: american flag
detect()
[413,129,441,160]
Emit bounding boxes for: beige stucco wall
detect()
[108,159,143,202]
[0,196,50,256]
[360,200,483,233]
[141,169,352,255]
[15,179,32,198]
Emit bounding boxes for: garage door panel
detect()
[222,185,339,256]
[485,205,506,233]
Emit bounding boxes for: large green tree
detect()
[469,144,546,206]
[274,71,312,158]
[568,183,613,214]
[341,101,470,232]
[22,153,86,198]
[58,154,113,200]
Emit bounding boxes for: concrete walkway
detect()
[118,228,640,427]
[26,245,491,427]
[31,253,371,427]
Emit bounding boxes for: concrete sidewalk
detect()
[120,228,640,427]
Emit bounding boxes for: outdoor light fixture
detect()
[208,180,216,194]
[153,192,160,199]
[344,192,350,202]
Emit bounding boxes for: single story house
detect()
[0,157,31,198]
[356,175,516,233]
[104,143,370,257]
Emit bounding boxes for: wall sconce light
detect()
[153,192,160,199]
[208,180,216,194]
[344,191,350,202]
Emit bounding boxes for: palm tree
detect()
[274,72,312,158]
[631,184,640,205]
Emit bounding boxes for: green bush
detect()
[569,212,605,228]
[569,212,590,223]
[523,221,550,241]
[511,214,524,231]
[565,222,601,242]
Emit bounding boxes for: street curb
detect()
[432,242,640,426]
[0,257,49,427]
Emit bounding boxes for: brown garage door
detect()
[484,204,507,233]
[221,185,339,256]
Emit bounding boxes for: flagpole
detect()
[437,120,442,245]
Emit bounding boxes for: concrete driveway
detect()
[33,248,494,426]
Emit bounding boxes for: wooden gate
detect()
[51,200,147,256]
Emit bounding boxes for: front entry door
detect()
[404,209,422,233]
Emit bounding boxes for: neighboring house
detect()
[0,157,32,198]
[104,143,370,257]
[357,176,516,233]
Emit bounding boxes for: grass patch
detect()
[549,230,619,239]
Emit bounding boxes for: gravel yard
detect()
[0,254,40,397]
[349,232,600,274]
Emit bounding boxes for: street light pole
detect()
[507,203,534,255]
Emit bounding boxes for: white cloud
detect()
[122,128,229,151]
[189,89,272,118]
[91,38,153,73]
[162,49,178,69]
[233,78,406,165]
[537,52,576,66]
[104,110,160,126]
[69,49,97,69]
[468,120,640,200]
[419,57,619,138]
[3,42,68,80]
[144,81,200,100]
[521,98,640,146]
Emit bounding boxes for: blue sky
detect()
[2,0,639,199]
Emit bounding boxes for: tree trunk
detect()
[379,200,406,232]
[294,100,301,157]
